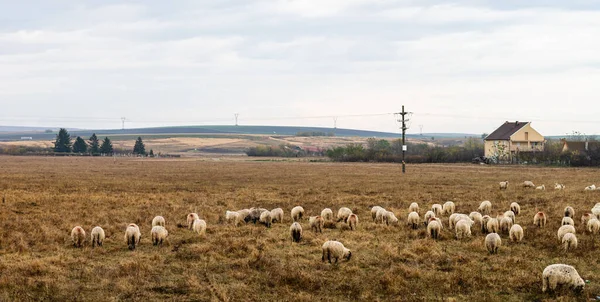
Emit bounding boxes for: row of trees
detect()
[245,144,325,157]
[53,128,152,156]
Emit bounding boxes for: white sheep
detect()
[481,215,491,233]
[442,201,455,215]
[564,206,575,218]
[510,202,521,215]
[424,211,436,226]
[290,222,302,242]
[554,183,565,190]
[259,211,272,228]
[375,208,387,224]
[71,226,86,248]
[427,219,441,240]
[408,202,419,213]
[347,214,358,230]
[587,218,600,234]
[321,240,352,264]
[499,216,513,234]
[152,216,165,227]
[592,205,600,219]
[236,209,251,224]
[91,226,105,247]
[536,185,546,190]
[407,211,420,229]
[151,225,168,246]
[336,207,353,223]
[486,218,499,233]
[449,214,471,229]
[455,219,472,240]
[485,233,501,254]
[309,216,324,233]
[291,206,305,222]
[499,181,509,190]
[561,217,574,226]
[509,224,524,242]
[321,208,334,221]
[503,210,516,223]
[226,210,240,225]
[557,225,576,241]
[534,212,547,227]
[192,218,207,236]
[431,204,443,216]
[371,206,384,221]
[187,213,199,229]
[270,208,284,223]
[542,264,584,293]
[384,211,399,226]
[584,184,596,191]
[469,212,483,227]
[562,233,578,252]
[124,223,141,250]
[523,181,536,188]
[581,213,594,227]
[478,200,492,215]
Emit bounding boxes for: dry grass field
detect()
[1,156,600,301]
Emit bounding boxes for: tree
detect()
[89,133,100,155]
[149,149,154,157]
[53,128,72,153]
[72,137,88,153]
[133,136,146,155]
[100,137,113,155]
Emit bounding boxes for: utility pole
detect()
[419,125,423,136]
[121,117,126,130]
[234,113,239,126]
[333,116,338,134]
[396,106,409,174]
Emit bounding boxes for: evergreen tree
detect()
[149,149,154,157]
[72,137,88,153]
[89,133,100,155]
[133,136,146,155]
[100,137,113,155]
[53,128,72,153]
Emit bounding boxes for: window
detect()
[525,132,529,140]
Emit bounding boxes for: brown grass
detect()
[0,156,599,301]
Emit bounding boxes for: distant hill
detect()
[0,126,57,132]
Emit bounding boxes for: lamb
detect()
[347,214,358,230]
[509,224,524,242]
[557,225,576,241]
[486,218,499,233]
[371,206,384,221]
[259,210,272,228]
[290,222,302,242]
[321,240,352,264]
[581,213,594,227]
[424,211,436,226]
[91,226,105,247]
[226,211,240,225]
[562,217,574,226]
[504,210,516,223]
[442,201,456,215]
[562,233,578,252]
[187,213,199,229]
[427,218,441,240]
[564,206,575,218]
[485,233,501,254]
[321,208,334,221]
[407,211,420,229]
[499,216,513,234]
[510,202,521,215]
[383,211,399,226]
[587,218,600,234]
[431,204,443,216]
[455,219,472,240]
[192,218,207,236]
[542,264,584,293]
[408,202,419,213]
[478,200,492,215]
[536,185,546,190]
[554,183,566,190]
[124,223,141,250]
[469,212,483,227]
[584,184,596,191]
[499,181,509,190]
[71,226,86,248]
[151,225,168,246]
[523,181,536,188]
[533,212,547,227]
[270,208,284,223]
[375,208,387,224]
[336,207,353,223]
[309,216,324,233]
[291,206,305,222]
[152,216,165,227]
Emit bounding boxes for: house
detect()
[484,121,545,160]
[561,140,600,155]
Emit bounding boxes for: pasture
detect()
[0,156,599,301]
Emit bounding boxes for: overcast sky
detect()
[1,1,599,135]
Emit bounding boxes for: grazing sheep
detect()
[481,215,491,233]
[449,214,471,229]
[291,206,305,222]
[557,225,576,241]
[442,201,456,215]
[587,218,600,234]
[270,208,284,223]
[371,206,384,221]
[151,225,168,246]
[192,218,207,236]
[408,202,419,213]
[523,181,536,188]
[289,222,303,243]
[564,206,575,218]
[91,226,105,247]
[562,233,578,252]
[259,211,272,228]
[152,216,165,227]
[478,201,492,215]
[384,211,399,226]
[509,224,524,242]
[226,211,240,225]
[347,214,358,230]
[499,181,509,190]
[504,210,516,223]
[336,207,353,223]
[455,219,472,240]
[542,264,584,293]
[534,212,547,227]
[510,202,521,215]
[375,208,387,224]
[486,218,499,233]
[187,213,199,229]
[499,217,513,234]
[427,219,442,240]
[431,204,443,216]
[554,183,566,190]
[536,185,546,190]
[321,240,352,264]
[584,184,596,191]
[71,226,86,248]
[309,216,324,233]
[592,205,600,219]
[249,208,268,224]
[124,224,141,250]
[485,233,502,254]
[562,217,575,226]
[469,212,483,227]
[581,213,593,227]
[237,209,251,224]
[321,208,334,221]
[424,211,436,226]
[407,211,420,229]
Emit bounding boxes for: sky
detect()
[1,0,599,135]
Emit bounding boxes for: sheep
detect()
[587,218,600,234]
[290,222,302,242]
[291,206,305,222]
[562,233,578,252]
[486,218,499,233]
[449,214,471,229]
[424,211,436,226]
[562,217,575,226]
[534,212,547,227]
[542,264,584,293]
[124,223,141,250]
[347,214,358,230]
[554,183,566,190]
[375,208,387,224]
[270,208,284,223]
[557,225,576,241]
[321,240,352,264]
[431,204,443,216]
[151,225,168,246]
[592,205,600,219]
[469,212,483,227]
[499,181,509,190]
[371,206,384,221]
[249,208,268,224]
[499,217,513,234]
[536,185,546,190]
[71,226,86,248]
[187,213,199,229]
[584,184,596,191]
[485,233,501,254]
[455,219,472,240]
[259,211,272,228]
[510,202,521,215]
[237,209,251,224]
[581,213,593,227]
[91,226,105,247]
[309,216,324,233]
[481,215,491,233]
[407,211,420,229]
[152,216,165,227]
[384,211,399,226]
[336,207,353,223]
[442,201,456,215]
[321,208,334,221]
[509,224,524,242]
[504,210,516,223]
[478,200,492,215]
[192,218,207,236]
[564,206,575,218]
[226,211,240,225]
[427,219,441,240]
[408,202,419,213]
[523,181,536,188]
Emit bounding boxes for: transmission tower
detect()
[121,117,126,130]
[234,113,239,126]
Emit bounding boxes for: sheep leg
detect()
[322,250,325,262]
[327,251,332,263]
